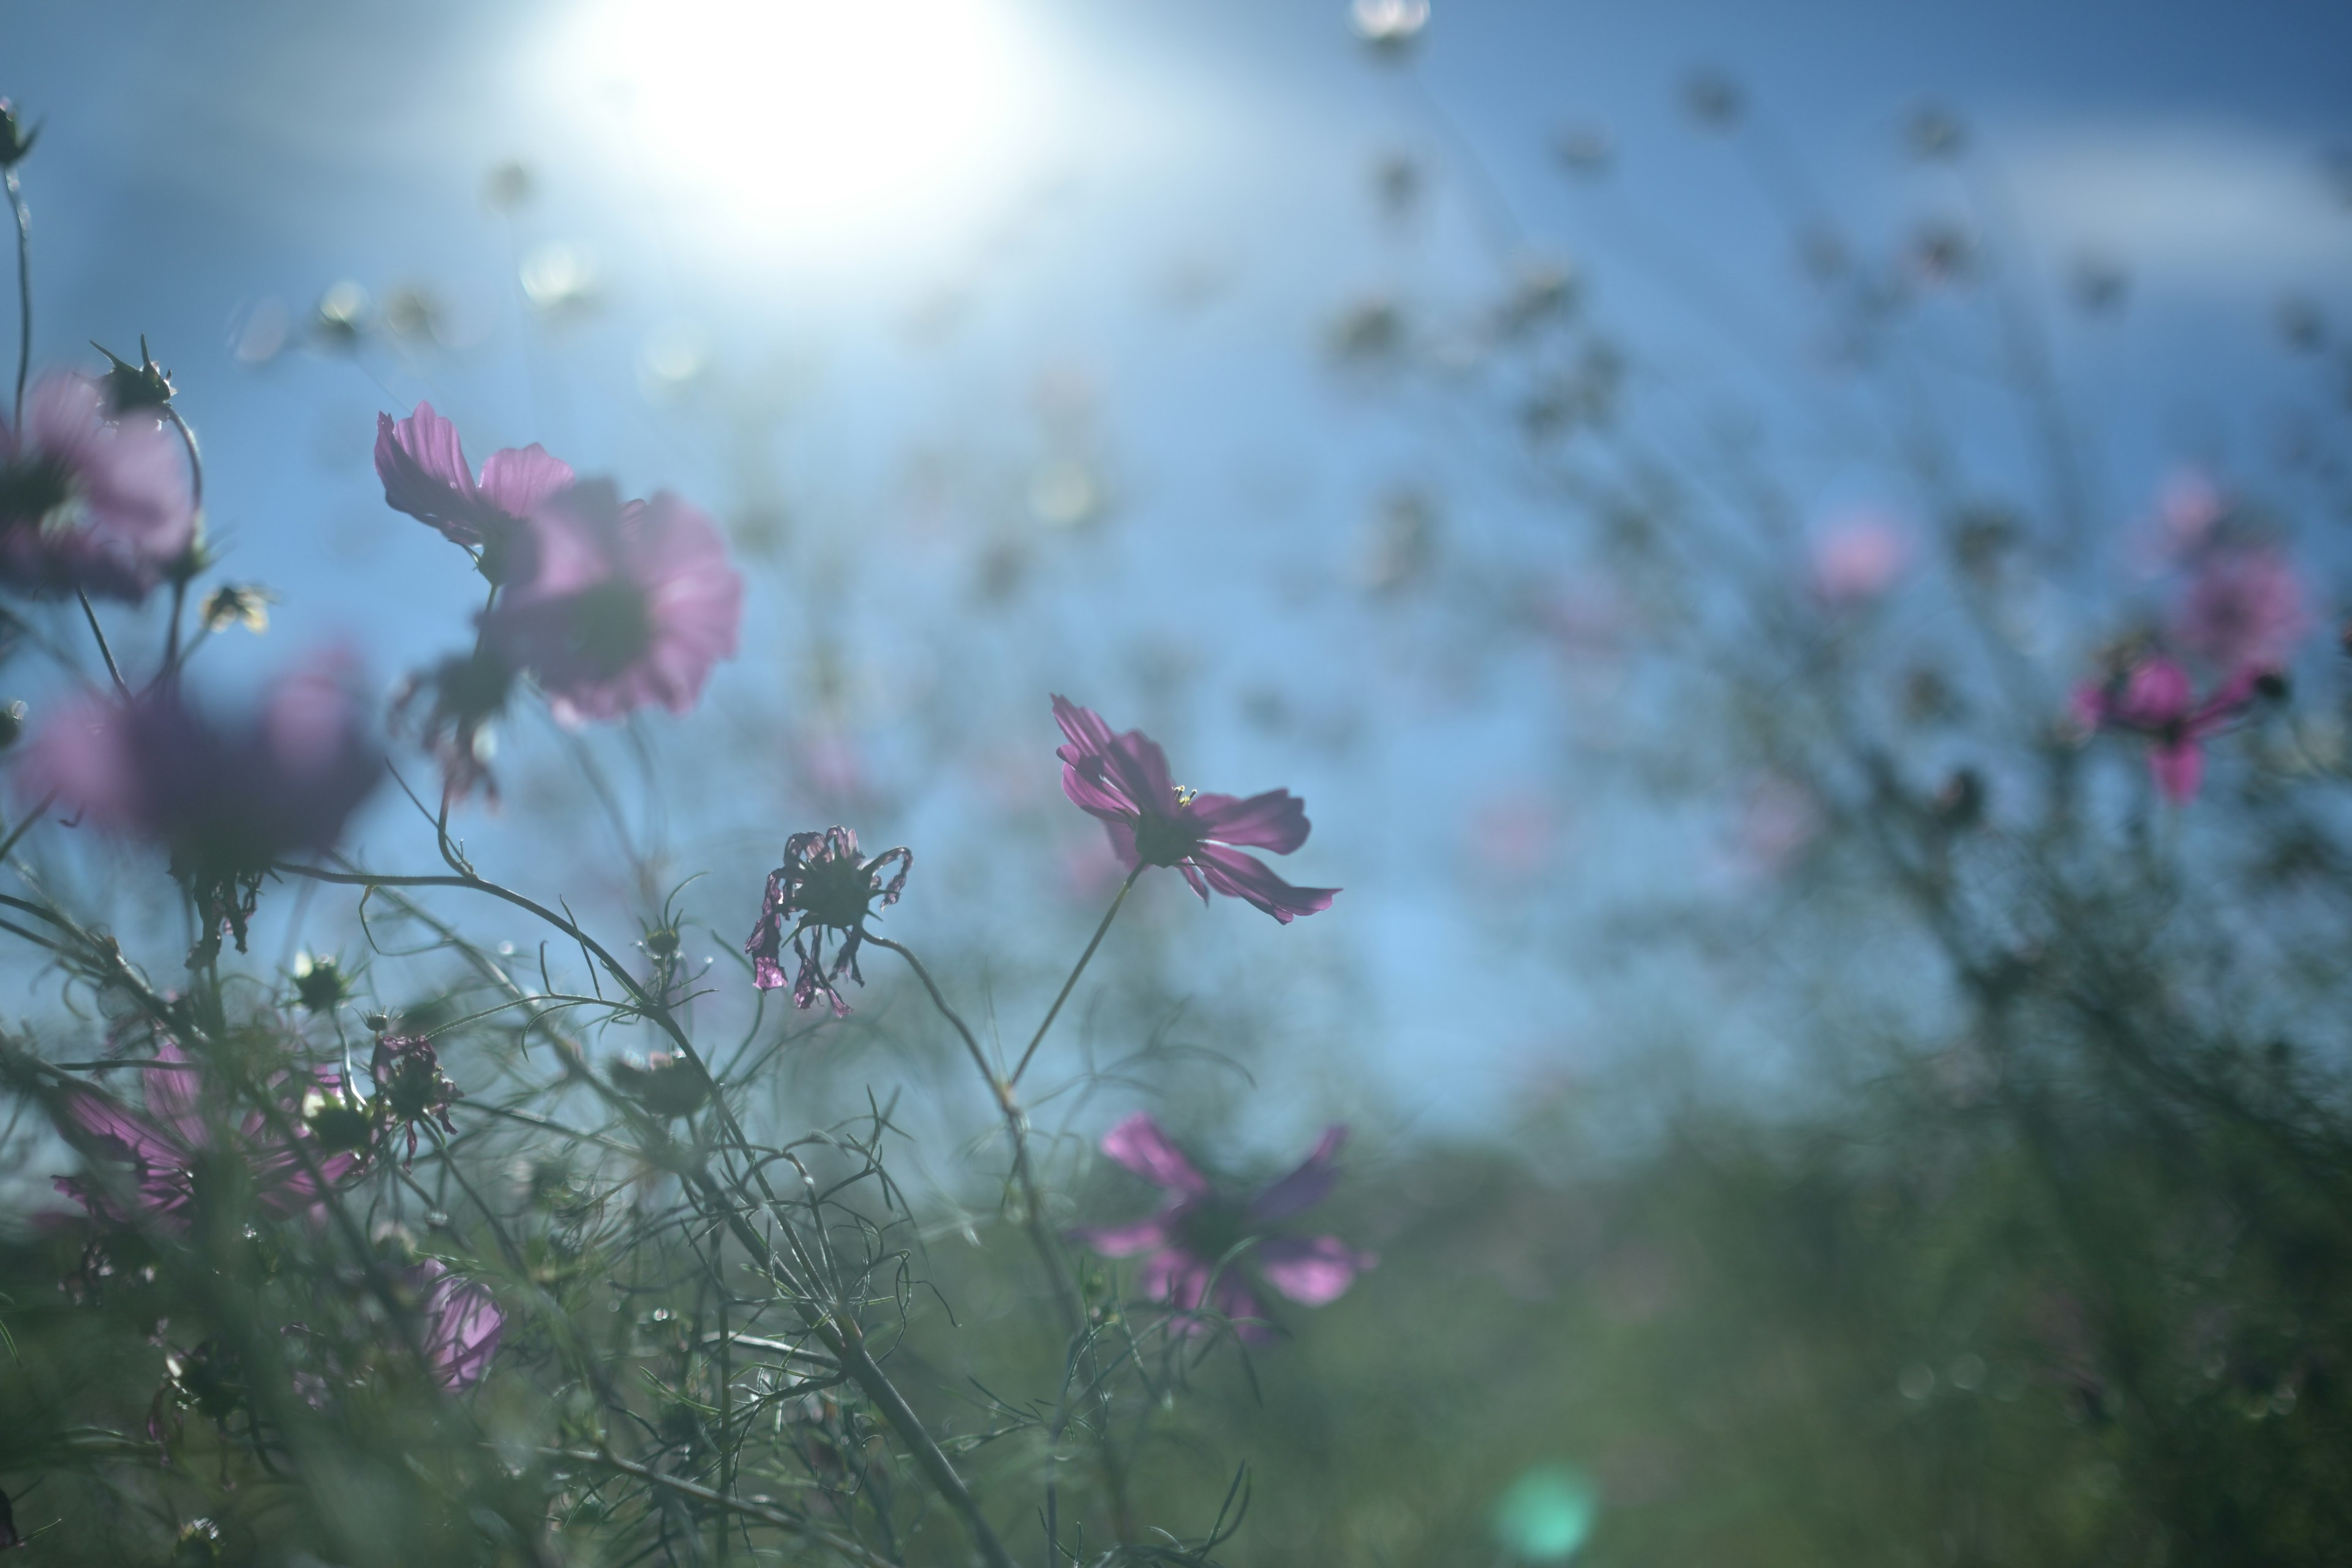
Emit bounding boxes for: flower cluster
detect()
[375,404,744,796]
[1071,1112,1375,1341]
[370,1034,462,1166]
[744,827,911,1015]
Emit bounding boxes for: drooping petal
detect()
[1254,1234,1376,1306]
[1247,1125,1349,1224]
[1184,788,1311,854]
[1100,1112,1210,1196]
[1068,1214,1175,1258]
[2147,737,2205,804]
[1188,843,1339,923]
[375,403,489,546]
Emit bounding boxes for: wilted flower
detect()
[371,1035,461,1164]
[1070,1112,1375,1341]
[374,401,573,578]
[407,1259,502,1390]
[483,480,743,724]
[21,657,385,959]
[2072,657,2261,804]
[55,1041,361,1227]
[2174,545,2309,674]
[0,372,195,600]
[1052,696,1338,922]
[744,827,911,1015]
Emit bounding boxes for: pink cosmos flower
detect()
[2174,545,2309,674]
[22,658,385,958]
[371,1035,462,1166]
[0,372,194,600]
[1070,1112,1375,1343]
[483,480,743,725]
[2071,657,2260,805]
[744,826,910,1015]
[409,1259,503,1391]
[1052,696,1338,922]
[1809,512,1908,606]
[55,1041,361,1229]
[374,401,572,578]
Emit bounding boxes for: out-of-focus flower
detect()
[374,401,574,576]
[518,243,599,320]
[1905,102,1966,160]
[1809,512,1909,606]
[1349,0,1428,49]
[291,952,352,1014]
[21,657,385,957]
[2150,469,2226,560]
[1681,70,1743,130]
[2174,545,2309,674]
[371,1035,461,1165]
[1071,1112,1374,1341]
[393,644,514,805]
[407,1259,502,1390]
[1553,122,1613,178]
[1054,696,1339,923]
[484,480,743,725]
[0,372,194,601]
[55,1040,361,1227]
[610,1050,710,1118]
[1493,1463,1600,1562]
[2072,657,2261,804]
[744,826,910,1015]
[199,582,274,635]
[314,281,371,350]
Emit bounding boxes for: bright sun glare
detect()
[552,0,1047,250]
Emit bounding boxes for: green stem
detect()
[1011,865,1142,1087]
[6,166,26,424]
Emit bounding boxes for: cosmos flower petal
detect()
[2114,658,2193,728]
[375,402,490,545]
[1186,788,1311,854]
[1247,1125,1349,1224]
[475,442,576,521]
[1188,843,1338,923]
[1068,1215,1174,1257]
[1101,1112,1211,1196]
[1254,1234,1375,1306]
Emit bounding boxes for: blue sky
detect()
[4,0,2349,1133]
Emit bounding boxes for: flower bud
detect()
[92,336,176,412]
[0,100,37,169]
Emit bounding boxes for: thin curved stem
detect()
[6,166,27,423]
[75,590,129,698]
[1011,865,1142,1087]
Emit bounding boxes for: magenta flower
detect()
[408,1259,503,1391]
[21,657,385,957]
[2072,657,2261,804]
[483,480,742,724]
[0,372,194,600]
[374,401,573,578]
[744,827,910,1015]
[2174,545,2309,674]
[55,1041,361,1229]
[1070,1112,1374,1343]
[1052,697,1338,922]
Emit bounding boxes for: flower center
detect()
[1173,1196,1254,1268]
[797,851,879,930]
[554,580,655,677]
[1131,785,1202,868]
